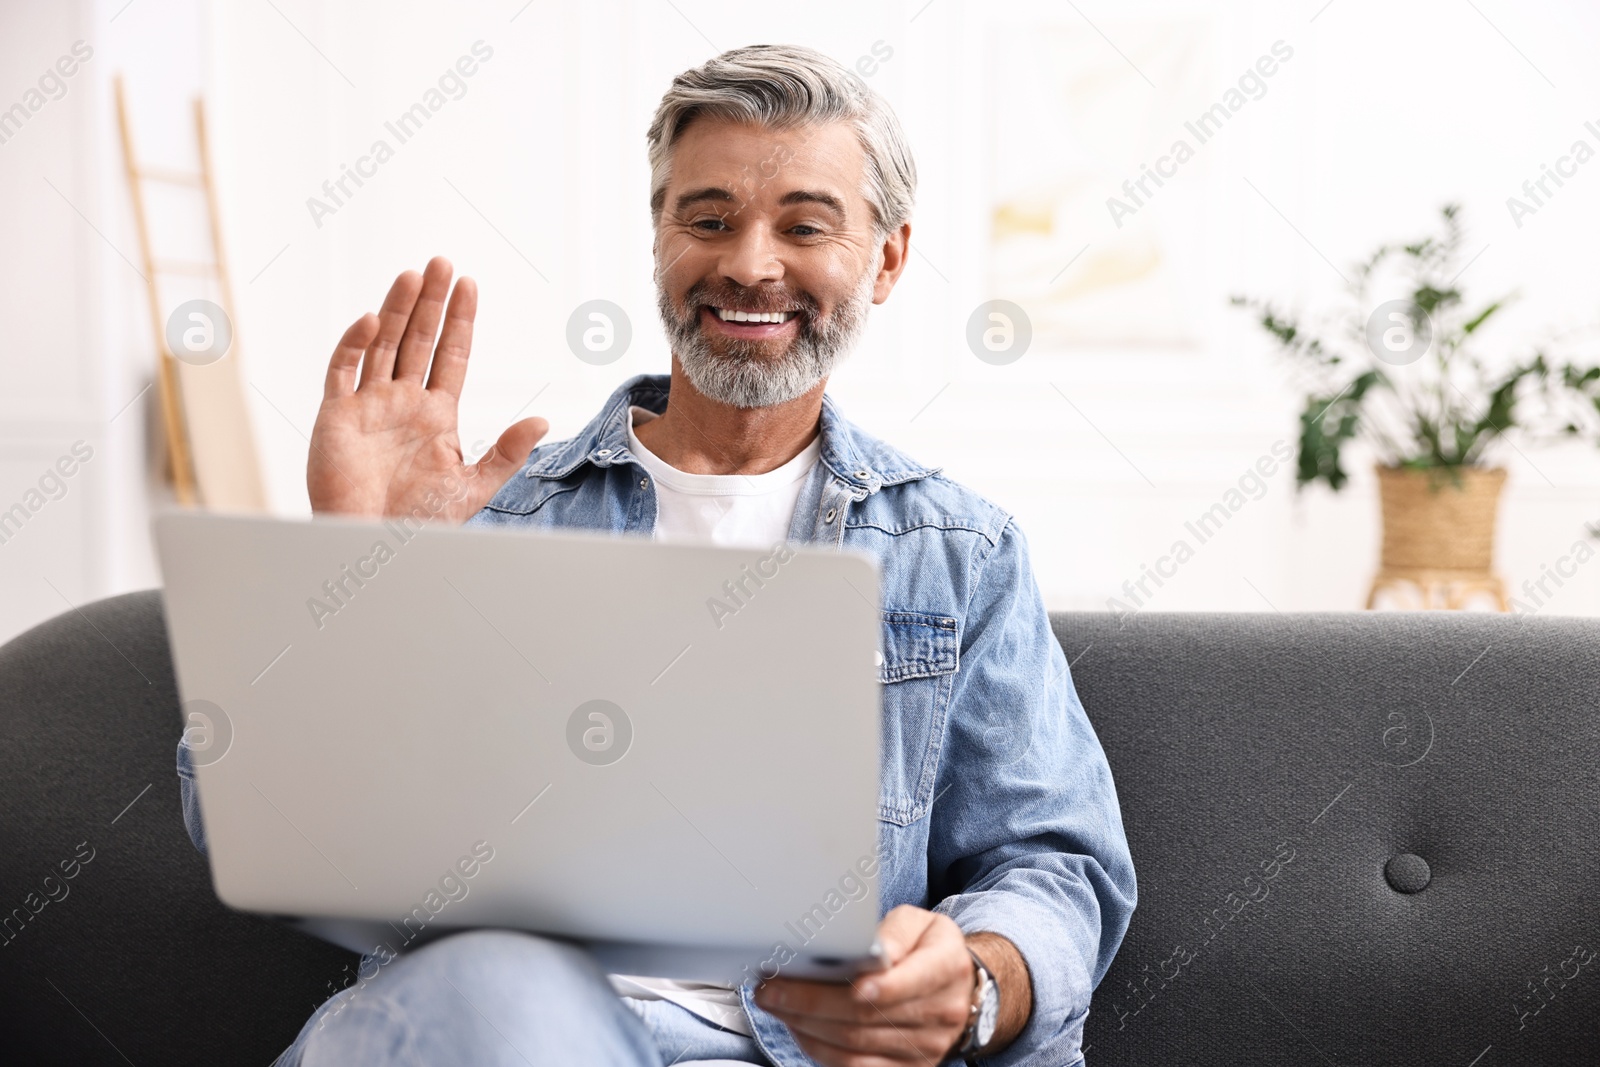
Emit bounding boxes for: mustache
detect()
[679,283,819,319]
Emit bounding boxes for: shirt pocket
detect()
[479,479,582,518]
[877,610,959,826]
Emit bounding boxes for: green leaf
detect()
[1413,285,1458,315]
[1460,301,1503,336]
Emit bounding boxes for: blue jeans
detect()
[277,930,770,1066]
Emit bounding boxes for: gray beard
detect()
[655,268,875,409]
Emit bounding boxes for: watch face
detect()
[976,974,1000,1045]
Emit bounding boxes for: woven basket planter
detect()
[1375,465,1507,572]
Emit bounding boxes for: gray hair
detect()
[645,44,917,240]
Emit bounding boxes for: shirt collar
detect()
[522,373,941,494]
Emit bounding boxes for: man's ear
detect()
[873,221,912,305]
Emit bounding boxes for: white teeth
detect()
[714,307,795,324]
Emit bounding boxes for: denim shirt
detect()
[179,373,1135,1067]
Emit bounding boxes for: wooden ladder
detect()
[113,74,266,511]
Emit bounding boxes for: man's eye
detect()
[790,225,821,237]
[692,218,728,232]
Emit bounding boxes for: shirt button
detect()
[640,478,649,490]
[855,470,869,478]
[596,449,612,458]
[824,507,837,523]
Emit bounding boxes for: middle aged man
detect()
[180,43,1135,1067]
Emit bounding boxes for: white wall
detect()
[4,0,1599,644]
[0,0,213,645]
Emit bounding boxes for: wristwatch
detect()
[954,946,1000,1059]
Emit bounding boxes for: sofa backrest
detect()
[1062,610,1599,1066]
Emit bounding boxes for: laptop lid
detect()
[154,511,883,981]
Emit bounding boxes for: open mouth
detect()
[708,306,800,324]
[699,305,802,337]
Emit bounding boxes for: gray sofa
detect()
[1,590,1595,1064]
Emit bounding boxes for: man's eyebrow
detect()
[670,186,848,218]
[673,187,737,212]
[777,189,847,217]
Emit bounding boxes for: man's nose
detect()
[717,223,786,288]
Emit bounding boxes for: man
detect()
[180,43,1134,1066]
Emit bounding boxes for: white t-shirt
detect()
[606,404,819,1034]
[624,405,819,548]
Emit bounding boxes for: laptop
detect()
[154,511,886,983]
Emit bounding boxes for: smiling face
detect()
[653,117,904,409]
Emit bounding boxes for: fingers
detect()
[861,913,969,1008]
[785,1023,921,1066]
[394,256,455,383]
[873,905,938,972]
[348,258,467,391]
[325,313,379,400]
[757,907,953,1020]
[759,979,870,1024]
[360,269,425,387]
[756,907,971,1064]
[466,416,550,501]
[762,995,924,1064]
[425,274,477,399]
[760,956,960,1024]
[764,987,958,1065]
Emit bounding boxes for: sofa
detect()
[1,590,1595,1064]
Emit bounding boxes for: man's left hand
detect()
[754,904,976,1066]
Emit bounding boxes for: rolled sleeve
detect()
[929,519,1136,1066]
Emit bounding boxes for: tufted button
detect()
[1384,853,1431,894]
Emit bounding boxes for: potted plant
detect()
[1231,203,1600,609]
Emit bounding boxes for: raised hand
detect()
[306,257,547,523]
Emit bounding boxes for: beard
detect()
[654,264,876,409]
